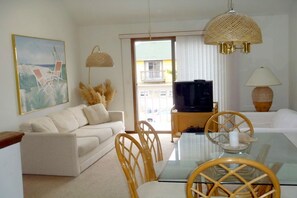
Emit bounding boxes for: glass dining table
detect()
[158,132,297,186]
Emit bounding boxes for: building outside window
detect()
[135,40,174,131]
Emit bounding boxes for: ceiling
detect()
[61,0,293,26]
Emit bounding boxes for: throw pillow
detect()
[67,104,89,127]
[48,110,80,133]
[31,117,59,133]
[83,103,111,125]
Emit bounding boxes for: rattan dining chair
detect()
[204,111,255,144]
[137,121,163,162]
[186,157,280,198]
[136,121,165,176]
[115,133,186,198]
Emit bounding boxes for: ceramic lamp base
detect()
[253,101,272,112]
[252,87,273,112]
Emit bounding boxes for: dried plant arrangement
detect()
[79,82,103,105]
[79,79,115,109]
[94,79,116,107]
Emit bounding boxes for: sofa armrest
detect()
[240,112,276,128]
[253,128,297,133]
[21,132,80,176]
[108,111,124,123]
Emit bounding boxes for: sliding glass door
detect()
[132,37,175,132]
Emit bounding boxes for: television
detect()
[173,79,213,112]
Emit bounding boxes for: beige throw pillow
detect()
[31,117,59,133]
[83,103,111,125]
[48,110,80,133]
[67,104,89,127]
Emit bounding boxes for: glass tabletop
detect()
[158,132,297,185]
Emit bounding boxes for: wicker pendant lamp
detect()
[86,45,113,84]
[204,0,262,54]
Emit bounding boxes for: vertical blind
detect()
[176,35,227,111]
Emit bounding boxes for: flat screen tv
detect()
[173,79,213,112]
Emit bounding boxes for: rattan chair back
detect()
[136,120,163,163]
[186,157,280,198]
[204,111,254,144]
[115,133,156,198]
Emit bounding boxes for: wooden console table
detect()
[171,102,218,142]
[0,132,24,149]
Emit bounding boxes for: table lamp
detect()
[246,67,281,112]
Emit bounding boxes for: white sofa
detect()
[19,104,125,176]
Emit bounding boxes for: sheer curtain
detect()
[176,35,227,111]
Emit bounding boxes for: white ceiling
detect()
[61,0,293,26]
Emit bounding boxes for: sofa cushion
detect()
[48,110,80,133]
[272,109,297,128]
[19,122,33,132]
[76,137,99,157]
[74,128,113,143]
[31,117,59,133]
[82,121,124,135]
[83,103,111,125]
[67,104,89,127]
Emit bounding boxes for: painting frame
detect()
[12,34,69,115]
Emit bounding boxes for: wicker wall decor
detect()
[204,1,262,54]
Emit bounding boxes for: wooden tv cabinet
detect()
[171,102,218,142]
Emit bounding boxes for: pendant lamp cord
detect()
[148,0,152,40]
[228,0,234,11]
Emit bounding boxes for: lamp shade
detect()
[204,10,262,45]
[246,67,281,87]
[86,45,113,67]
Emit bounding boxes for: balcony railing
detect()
[140,70,166,83]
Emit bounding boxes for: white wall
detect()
[79,15,290,130]
[0,0,81,131]
[238,15,290,111]
[289,1,297,110]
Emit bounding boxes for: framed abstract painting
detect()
[12,34,69,114]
